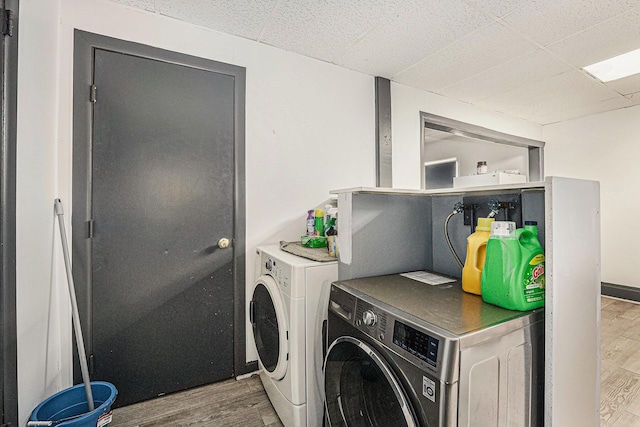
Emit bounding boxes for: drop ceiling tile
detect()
[528,96,634,124]
[464,0,521,18]
[259,0,402,63]
[507,88,619,119]
[547,6,640,68]
[109,0,155,11]
[394,23,536,91]
[111,0,640,125]
[604,73,640,97]
[502,0,639,47]
[438,49,572,103]
[156,0,278,40]
[477,70,617,115]
[334,0,494,77]
[625,91,640,105]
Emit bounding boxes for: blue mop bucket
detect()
[29,382,117,427]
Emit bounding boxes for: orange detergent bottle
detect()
[462,217,494,295]
[481,221,545,311]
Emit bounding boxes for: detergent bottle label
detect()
[523,254,545,303]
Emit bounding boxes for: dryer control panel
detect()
[260,253,291,293]
[393,321,439,368]
[328,283,458,383]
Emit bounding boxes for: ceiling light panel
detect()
[583,48,640,82]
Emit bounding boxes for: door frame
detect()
[1,0,19,425]
[72,30,253,380]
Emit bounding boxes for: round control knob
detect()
[265,259,273,271]
[362,310,377,327]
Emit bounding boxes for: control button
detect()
[356,319,362,327]
[362,310,377,327]
[265,259,273,271]
[379,333,385,341]
[427,337,439,366]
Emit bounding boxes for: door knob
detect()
[218,238,230,249]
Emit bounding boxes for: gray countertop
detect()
[334,273,542,336]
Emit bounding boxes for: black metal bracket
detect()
[463,193,523,228]
[2,9,13,37]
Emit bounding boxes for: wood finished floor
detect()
[110,296,636,426]
[109,374,283,427]
[600,296,640,426]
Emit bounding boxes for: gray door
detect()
[87,47,236,407]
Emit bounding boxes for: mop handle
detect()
[27,409,87,426]
[54,199,95,412]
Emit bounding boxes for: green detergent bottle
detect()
[481,220,545,311]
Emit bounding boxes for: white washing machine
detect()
[250,245,338,427]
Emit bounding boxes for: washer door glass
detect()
[324,337,417,427]
[251,275,288,380]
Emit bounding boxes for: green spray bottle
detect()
[481,221,545,311]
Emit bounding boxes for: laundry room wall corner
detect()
[15,0,68,425]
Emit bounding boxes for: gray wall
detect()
[339,193,432,280]
[340,188,546,280]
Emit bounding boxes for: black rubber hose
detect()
[444,212,464,268]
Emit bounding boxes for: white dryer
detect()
[250,245,337,427]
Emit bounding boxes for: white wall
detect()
[16,0,68,424]
[391,82,542,189]
[544,105,640,287]
[16,2,374,422]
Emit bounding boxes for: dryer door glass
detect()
[324,337,417,427]
[252,283,280,372]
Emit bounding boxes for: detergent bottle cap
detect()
[315,208,324,217]
[524,220,540,237]
[476,217,494,232]
[490,221,516,238]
